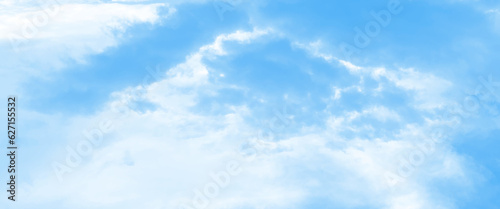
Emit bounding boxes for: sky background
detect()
[1,0,500,208]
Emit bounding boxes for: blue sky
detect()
[1,0,500,208]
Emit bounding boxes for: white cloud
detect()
[16,28,288,209]
[1,2,170,63]
[486,9,500,34]
[372,67,453,110]
[200,28,272,56]
[295,40,453,110]
[363,106,401,122]
[10,27,474,209]
[0,1,171,98]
